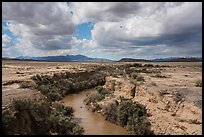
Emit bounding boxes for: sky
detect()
[2,2,202,60]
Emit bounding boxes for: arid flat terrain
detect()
[2,60,202,135]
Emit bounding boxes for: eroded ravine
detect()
[62,89,128,135]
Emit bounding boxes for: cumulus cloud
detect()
[72,2,202,59]
[2,34,14,48]
[2,2,77,57]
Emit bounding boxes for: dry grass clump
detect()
[151,74,168,78]
[195,79,202,87]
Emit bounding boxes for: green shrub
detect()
[92,102,102,112]
[32,71,107,102]
[130,72,138,79]
[136,75,145,82]
[102,102,118,123]
[151,74,167,78]
[84,92,104,105]
[195,79,202,87]
[12,98,33,110]
[53,104,74,116]
[19,81,30,88]
[96,86,112,96]
[143,64,154,67]
[132,63,143,67]
[111,80,115,91]
[47,111,84,135]
[47,92,63,101]
[117,100,153,135]
[4,98,84,135]
[151,82,157,86]
[2,109,17,135]
[127,115,153,135]
[118,100,147,126]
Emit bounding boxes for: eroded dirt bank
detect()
[86,75,202,135]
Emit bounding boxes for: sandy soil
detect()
[100,62,202,135]
[2,60,106,107]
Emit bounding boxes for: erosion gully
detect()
[62,89,128,135]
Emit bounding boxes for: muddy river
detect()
[62,89,128,135]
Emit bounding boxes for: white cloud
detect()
[2,34,14,49]
[2,34,11,43]
[2,2,76,57]
[73,2,202,59]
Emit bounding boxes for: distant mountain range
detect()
[4,55,114,62]
[117,58,150,62]
[118,57,202,62]
[2,55,202,62]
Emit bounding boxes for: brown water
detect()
[62,89,128,135]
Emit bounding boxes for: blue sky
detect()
[75,22,93,40]
[2,2,202,60]
[2,21,17,44]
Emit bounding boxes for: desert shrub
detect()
[122,64,133,69]
[143,64,154,67]
[195,79,202,87]
[125,68,134,75]
[32,100,50,116]
[151,82,157,86]
[2,109,17,135]
[3,98,83,135]
[16,71,23,74]
[84,92,104,105]
[130,72,138,79]
[96,86,112,96]
[45,102,84,135]
[195,100,202,109]
[32,71,107,102]
[173,91,184,103]
[12,98,33,110]
[132,63,143,68]
[19,81,35,89]
[127,115,153,135]
[47,92,63,101]
[92,102,102,112]
[102,102,118,123]
[136,75,145,82]
[159,89,169,96]
[155,65,161,68]
[53,104,74,116]
[37,84,50,95]
[117,100,146,127]
[161,65,170,67]
[47,111,84,135]
[151,74,167,78]
[95,86,104,93]
[117,100,152,134]
[109,71,118,78]
[111,80,115,91]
